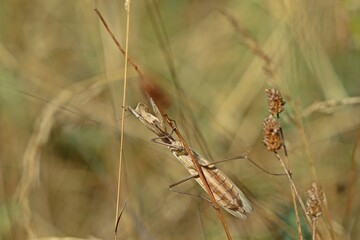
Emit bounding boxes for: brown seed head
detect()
[262,116,282,152]
[306,182,324,220]
[265,88,285,115]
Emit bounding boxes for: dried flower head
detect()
[262,116,282,152]
[306,182,324,220]
[265,88,285,115]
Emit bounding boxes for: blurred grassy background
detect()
[1,0,360,239]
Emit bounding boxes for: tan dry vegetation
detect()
[0,0,360,239]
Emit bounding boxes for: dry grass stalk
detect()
[16,78,107,238]
[222,10,321,238]
[112,2,131,239]
[218,11,303,184]
[163,114,233,240]
[302,96,360,117]
[95,7,138,239]
[220,10,276,83]
[94,8,170,112]
[262,88,304,240]
[16,90,73,238]
[95,8,174,238]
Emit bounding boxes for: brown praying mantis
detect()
[127,97,253,219]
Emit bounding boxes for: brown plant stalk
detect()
[164,114,233,240]
[263,88,304,240]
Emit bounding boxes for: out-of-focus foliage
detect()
[0,0,359,239]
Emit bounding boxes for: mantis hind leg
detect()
[168,174,211,204]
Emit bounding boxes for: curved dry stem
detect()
[303,97,360,117]
[15,79,107,238]
[16,90,72,238]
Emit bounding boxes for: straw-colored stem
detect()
[280,129,302,239]
[275,153,304,239]
[115,3,131,239]
[291,184,303,240]
[275,153,306,210]
[95,8,147,84]
[312,218,317,240]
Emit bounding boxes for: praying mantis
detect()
[127,97,253,219]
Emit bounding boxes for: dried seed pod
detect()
[306,182,324,220]
[262,115,282,152]
[265,88,285,115]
